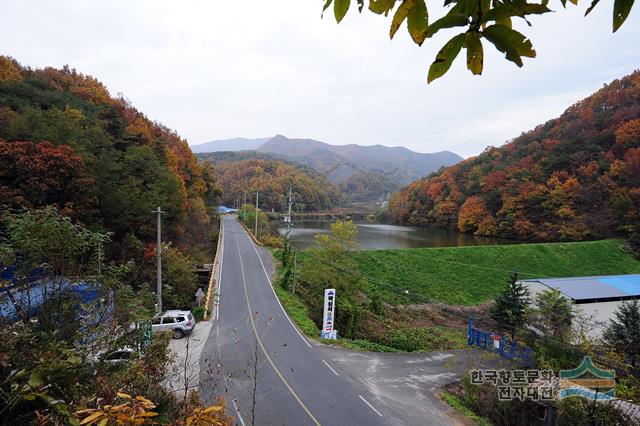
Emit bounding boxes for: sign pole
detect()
[321,289,337,339]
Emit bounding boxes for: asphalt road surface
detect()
[199,216,459,425]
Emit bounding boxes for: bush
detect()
[191,306,207,321]
[261,234,283,248]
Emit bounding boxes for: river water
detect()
[278,221,515,250]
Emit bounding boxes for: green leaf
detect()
[407,0,429,45]
[462,0,480,17]
[584,0,601,16]
[28,371,43,389]
[426,13,468,38]
[322,0,333,17]
[427,33,465,83]
[613,0,634,32]
[390,0,416,39]
[334,0,350,23]
[483,24,535,67]
[465,32,484,75]
[483,0,551,23]
[495,17,513,28]
[369,0,396,15]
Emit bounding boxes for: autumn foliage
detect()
[389,70,640,242]
[0,56,219,260]
[0,140,93,216]
[208,157,343,212]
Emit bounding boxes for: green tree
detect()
[322,0,635,82]
[490,271,529,339]
[160,243,199,309]
[604,300,640,368]
[238,203,272,240]
[297,220,365,338]
[532,288,575,343]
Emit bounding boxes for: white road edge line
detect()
[358,395,383,417]
[232,399,246,426]
[322,359,339,376]
[242,220,312,348]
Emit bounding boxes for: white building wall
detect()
[521,281,623,339]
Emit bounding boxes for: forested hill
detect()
[198,153,344,212]
[0,56,219,261]
[389,71,640,243]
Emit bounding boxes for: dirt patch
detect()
[355,302,496,351]
[386,301,494,329]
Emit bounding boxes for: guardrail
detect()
[203,217,224,321]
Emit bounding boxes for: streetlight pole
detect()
[243,192,247,223]
[285,187,292,252]
[153,207,166,314]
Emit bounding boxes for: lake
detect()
[277,221,517,250]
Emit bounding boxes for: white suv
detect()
[151,310,195,339]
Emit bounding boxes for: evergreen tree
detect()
[490,271,529,339]
[604,300,640,368]
[534,288,575,343]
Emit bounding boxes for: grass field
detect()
[351,239,640,305]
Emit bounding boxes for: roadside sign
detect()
[195,287,205,306]
[320,289,337,339]
[139,319,153,351]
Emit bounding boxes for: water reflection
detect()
[278,221,516,250]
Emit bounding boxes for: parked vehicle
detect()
[100,346,136,364]
[151,310,195,339]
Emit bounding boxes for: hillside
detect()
[198,150,398,204]
[191,136,271,153]
[0,56,217,260]
[199,154,344,212]
[195,134,462,204]
[389,71,640,243]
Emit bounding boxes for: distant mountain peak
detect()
[190,136,272,153]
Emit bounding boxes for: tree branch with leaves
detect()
[322,0,635,82]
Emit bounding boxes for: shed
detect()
[520,274,640,337]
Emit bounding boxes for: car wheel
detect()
[172,328,185,339]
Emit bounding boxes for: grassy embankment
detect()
[353,239,640,305]
[272,240,640,352]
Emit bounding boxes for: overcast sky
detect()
[1,1,638,157]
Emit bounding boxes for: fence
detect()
[467,318,533,367]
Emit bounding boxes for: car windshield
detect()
[187,313,194,321]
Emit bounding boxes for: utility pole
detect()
[243,192,247,223]
[285,187,292,252]
[255,188,259,238]
[152,207,166,314]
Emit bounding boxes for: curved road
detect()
[200,216,392,425]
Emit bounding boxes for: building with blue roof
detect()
[520,274,640,337]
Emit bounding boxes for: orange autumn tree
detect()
[457,196,491,234]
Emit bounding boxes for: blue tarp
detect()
[1,264,109,322]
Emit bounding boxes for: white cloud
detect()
[0,0,638,158]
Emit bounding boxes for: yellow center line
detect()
[233,229,321,426]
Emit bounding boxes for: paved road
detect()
[200,216,392,425]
